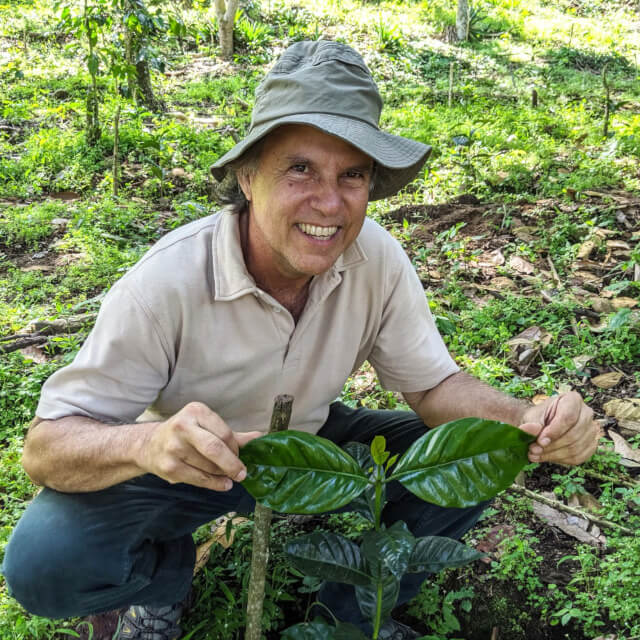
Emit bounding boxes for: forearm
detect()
[22,416,156,493]
[405,371,532,428]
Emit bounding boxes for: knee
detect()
[2,492,100,618]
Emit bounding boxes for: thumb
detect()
[236,431,264,447]
[518,422,544,440]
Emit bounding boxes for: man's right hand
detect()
[137,402,263,491]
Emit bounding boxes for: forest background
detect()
[0,0,639,638]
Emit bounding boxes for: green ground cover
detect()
[1,0,639,637]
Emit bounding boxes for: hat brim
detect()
[210,114,431,201]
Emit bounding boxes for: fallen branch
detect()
[509,484,635,536]
[0,313,97,354]
[245,394,294,640]
[580,467,638,489]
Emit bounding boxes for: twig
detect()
[580,467,638,489]
[448,62,454,108]
[546,255,561,287]
[113,103,121,197]
[509,485,635,536]
[245,395,294,640]
[490,627,499,640]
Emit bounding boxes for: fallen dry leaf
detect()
[532,394,549,405]
[508,255,535,274]
[21,265,54,272]
[603,398,640,433]
[577,240,597,259]
[19,346,49,363]
[608,430,640,464]
[475,524,516,562]
[571,354,593,371]
[193,515,249,574]
[591,372,624,389]
[489,276,516,290]
[508,325,552,348]
[606,239,631,251]
[532,498,605,546]
[590,297,616,313]
[611,297,638,310]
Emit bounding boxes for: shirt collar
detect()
[211,208,368,301]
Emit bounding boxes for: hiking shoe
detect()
[378,619,422,640]
[116,602,183,640]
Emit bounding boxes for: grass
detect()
[0,0,639,637]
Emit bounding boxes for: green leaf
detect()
[285,532,371,586]
[355,571,400,622]
[361,522,415,579]
[281,620,335,639]
[389,418,534,508]
[407,536,484,573]
[334,622,370,640]
[87,52,99,77]
[241,431,369,513]
[343,441,380,522]
[371,435,389,466]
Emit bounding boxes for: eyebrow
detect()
[283,155,374,173]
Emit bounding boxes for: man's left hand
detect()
[518,391,601,465]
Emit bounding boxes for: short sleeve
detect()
[36,281,173,423]
[368,248,459,392]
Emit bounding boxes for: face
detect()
[237,124,373,290]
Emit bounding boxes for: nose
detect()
[311,178,342,217]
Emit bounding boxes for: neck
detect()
[239,211,311,321]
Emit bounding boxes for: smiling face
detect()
[237,124,373,293]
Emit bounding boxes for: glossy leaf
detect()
[285,532,371,586]
[343,441,380,522]
[389,418,535,508]
[280,620,335,639]
[355,571,400,622]
[281,620,369,640]
[241,431,369,513]
[407,536,485,574]
[334,622,370,640]
[361,522,415,579]
[370,435,389,466]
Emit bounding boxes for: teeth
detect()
[298,223,338,238]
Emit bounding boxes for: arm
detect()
[23,402,261,493]
[403,371,600,466]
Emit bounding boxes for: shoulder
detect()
[355,216,412,274]
[117,211,223,293]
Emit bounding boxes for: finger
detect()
[187,426,247,482]
[183,402,240,456]
[519,422,543,438]
[537,392,584,446]
[236,431,264,447]
[531,420,600,465]
[536,403,596,454]
[162,459,236,492]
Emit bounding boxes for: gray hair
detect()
[214,134,377,214]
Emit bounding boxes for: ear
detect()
[236,170,253,202]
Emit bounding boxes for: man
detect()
[2,41,598,640]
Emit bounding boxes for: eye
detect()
[290,163,308,173]
[345,170,365,179]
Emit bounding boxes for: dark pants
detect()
[2,403,487,627]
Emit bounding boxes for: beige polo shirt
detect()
[36,209,458,433]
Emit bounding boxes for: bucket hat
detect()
[210,40,431,201]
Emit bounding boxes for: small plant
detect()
[240,417,534,638]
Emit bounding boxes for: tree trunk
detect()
[456,0,470,42]
[214,0,239,60]
[123,0,165,112]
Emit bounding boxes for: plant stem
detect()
[112,103,121,197]
[374,466,383,531]
[372,581,383,640]
[244,395,293,640]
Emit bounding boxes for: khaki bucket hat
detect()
[210,40,431,201]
